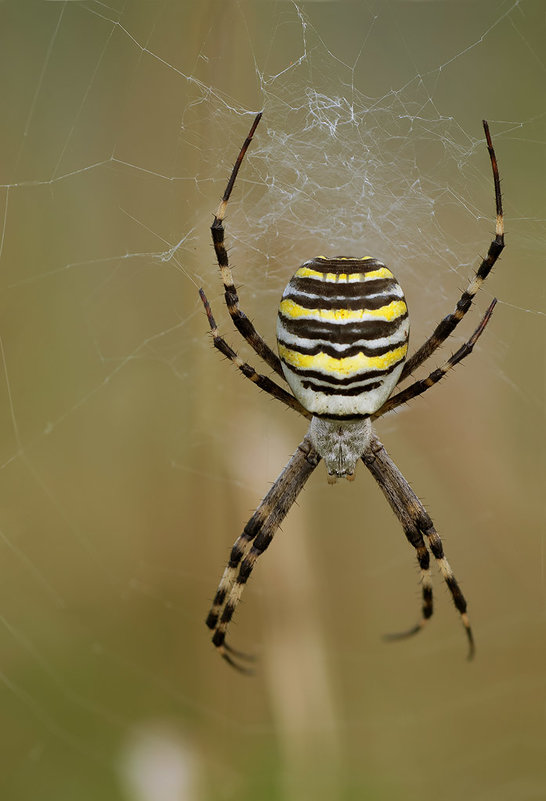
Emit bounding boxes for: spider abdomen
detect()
[277,257,409,417]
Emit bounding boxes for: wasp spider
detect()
[201,114,504,672]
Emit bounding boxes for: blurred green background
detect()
[0,2,544,800]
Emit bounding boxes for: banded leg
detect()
[206,438,321,671]
[374,298,496,420]
[362,441,434,639]
[362,434,474,658]
[211,112,285,380]
[399,120,504,383]
[200,289,311,419]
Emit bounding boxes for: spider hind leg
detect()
[397,120,503,383]
[209,112,285,380]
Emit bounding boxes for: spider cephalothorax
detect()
[200,113,503,671]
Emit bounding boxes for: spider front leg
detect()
[206,438,321,672]
[363,433,474,658]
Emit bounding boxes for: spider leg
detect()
[199,289,311,419]
[399,120,504,383]
[362,433,474,659]
[206,438,321,672]
[210,112,285,380]
[374,298,496,419]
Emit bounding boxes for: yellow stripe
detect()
[295,266,393,282]
[314,256,375,261]
[279,297,407,323]
[278,343,408,376]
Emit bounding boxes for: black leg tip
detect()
[205,612,218,630]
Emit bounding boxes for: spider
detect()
[200,113,504,672]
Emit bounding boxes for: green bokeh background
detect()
[0,2,544,800]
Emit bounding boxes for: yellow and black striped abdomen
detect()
[277,257,409,417]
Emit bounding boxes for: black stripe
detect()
[315,412,369,420]
[303,257,385,274]
[282,359,404,385]
[282,290,403,312]
[212,629,226,647]
[278,312,408,343]
[301,379,384,397]
[445,576,467,613]
[288,276,398,299]
[277,336,406,359]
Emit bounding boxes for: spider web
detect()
[0,2,545,800]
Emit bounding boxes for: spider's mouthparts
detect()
[327,470,356,484]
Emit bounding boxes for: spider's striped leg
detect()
[206,438,321,672]
[399,120,503,383]
[203,433,303,646]
[362,440,434,640]
[210,112,285,380]
[199,289,311,419]
[363,434,474,659]
[374,298,496,420]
